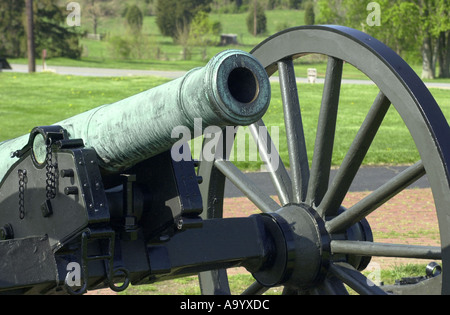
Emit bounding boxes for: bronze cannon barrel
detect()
[0,50,271,179]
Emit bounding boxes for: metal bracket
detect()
[64,228,130,295]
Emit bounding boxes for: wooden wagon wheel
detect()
[197,26,450,295]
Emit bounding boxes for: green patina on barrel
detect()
[0,50,270,180]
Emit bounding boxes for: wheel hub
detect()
[253,204,373,290]
[253,204,329,289]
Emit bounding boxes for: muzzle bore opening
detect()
[227,67,259,104]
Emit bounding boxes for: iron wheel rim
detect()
[197,25,450,295]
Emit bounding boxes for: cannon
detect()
[0,26,449,295]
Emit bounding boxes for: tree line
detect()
[0,0,308,59]
[0,0,83,59]
[0,0,447,79]
[317,0,449,79]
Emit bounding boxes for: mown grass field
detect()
[1,72,449,171]
[119,263,429,295]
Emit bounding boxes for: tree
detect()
[246,1,267,36]
[0,0,25,57]
[34,0,83,59]
[317,0,346,24]
[126,4,143,33]
[317,0,450,79]
[304,2,315,25]
[267,0,279,10]
[428,0,450,78]
[0,0,82,59]
[190,11,221,46]
[438,31,450,78]
[289,0,302,10]
[234,0,244,9]
[79,0,116,35]
[156,0,213,41]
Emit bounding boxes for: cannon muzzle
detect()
[0,50,270,180]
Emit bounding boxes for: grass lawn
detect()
[119,263,431,295]
[1,72,449,171]
[0,73,170,141]
[231,82,450,170]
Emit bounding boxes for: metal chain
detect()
[45,139,57,200]
[18,169,26,220]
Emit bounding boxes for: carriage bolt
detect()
[60,169,75,178]
[64,186,79,195]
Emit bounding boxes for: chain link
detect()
[16,137,58,220]
[45,139,57,200]
[18,169,26,220]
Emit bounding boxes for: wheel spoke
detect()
[214,159,280,213]
[281,287,300,295]
[329,262,388,295]
[319,277,349,295]
[318,92,391,217]
[198,270,231,295]
[278,58,310,203]
[307,57,343,208]
[326,161,426,233]
[250,120,293,206]
[241,281,269,295]
[331,240,441,260]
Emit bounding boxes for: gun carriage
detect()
[0,26,448,295]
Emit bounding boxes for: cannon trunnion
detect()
[0,26,449,295]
